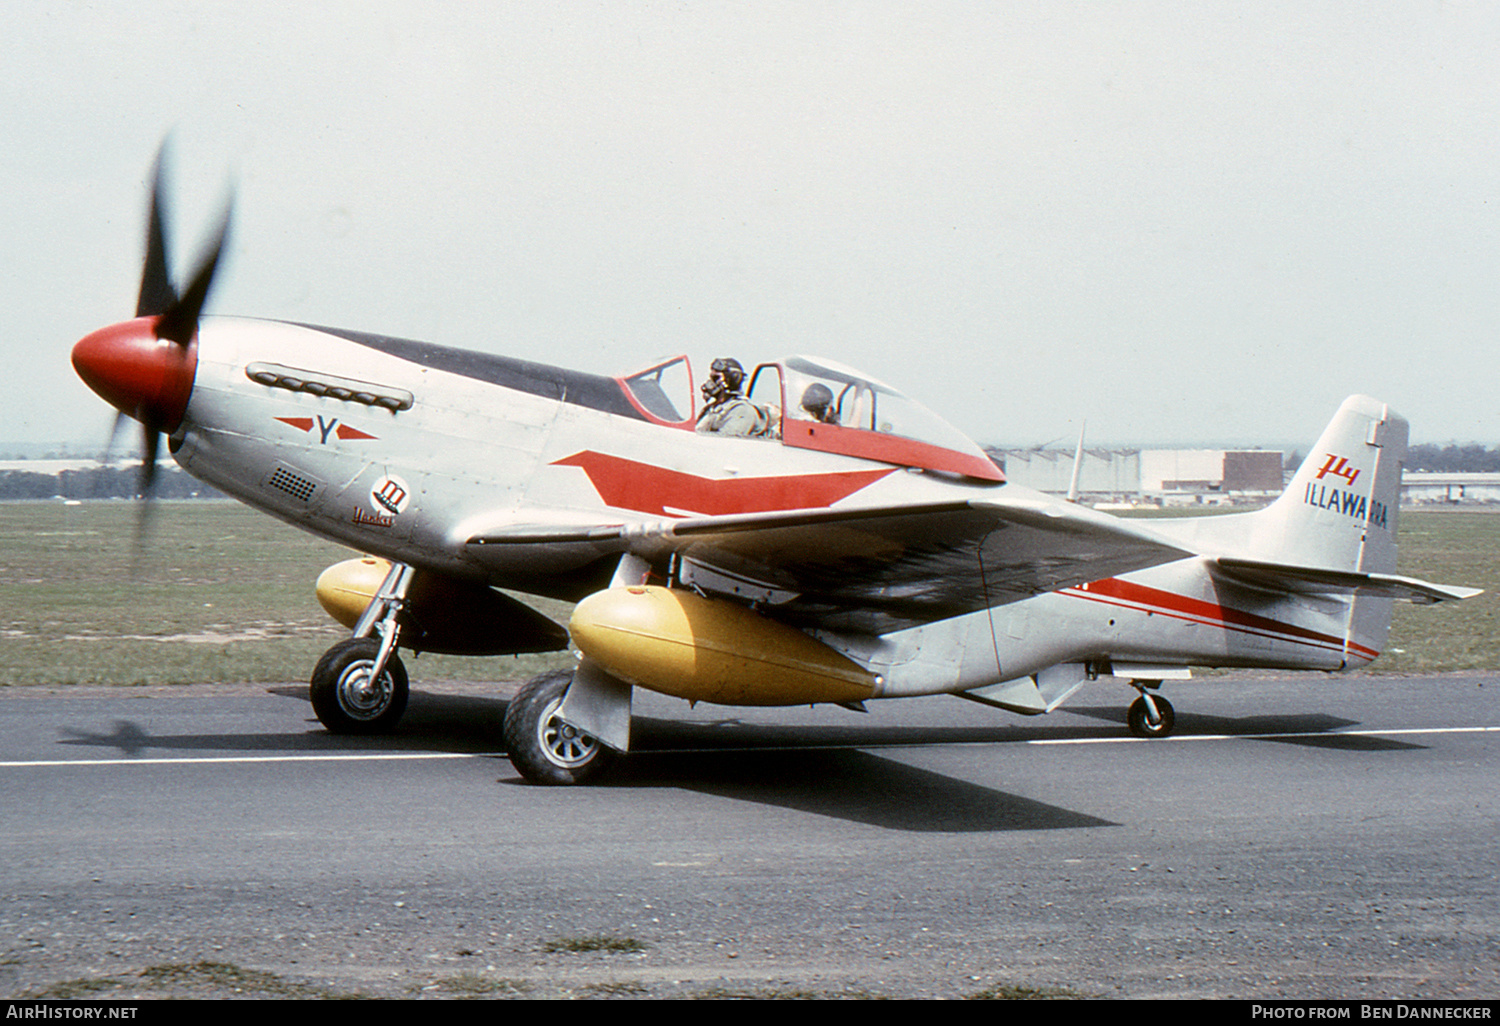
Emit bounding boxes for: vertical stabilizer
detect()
[1255,394,1405,574]
[1237,395,1406,666]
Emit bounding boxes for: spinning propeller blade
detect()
[135,150,178,319]
[73,142,231,509]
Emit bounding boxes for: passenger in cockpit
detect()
[799,383,838,424]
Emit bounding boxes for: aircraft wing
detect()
[468,498,1194,634]
[1214,557,1484,605]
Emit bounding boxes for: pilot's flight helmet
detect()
[710,357,745,392]
[703,357,746,404]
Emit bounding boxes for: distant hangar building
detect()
[988,447,1286,504]
[987,448,1140,500]
[1139,449,1285,499]
[1400,472,1500,503]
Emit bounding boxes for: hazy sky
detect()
[8,2,1499,451]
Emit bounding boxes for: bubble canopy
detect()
[750,356,1004,482]
[614,353,1003,483]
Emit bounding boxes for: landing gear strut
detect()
[310,561,413,734]
[1126,681,1175,739]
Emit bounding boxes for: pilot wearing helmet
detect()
[696,357,772,437]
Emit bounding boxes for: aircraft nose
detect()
[71,317,197,431]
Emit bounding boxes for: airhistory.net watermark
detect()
[5,1008,137,1020]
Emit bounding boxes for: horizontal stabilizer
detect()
[1215,557,1482,605]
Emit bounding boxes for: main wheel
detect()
[310,638,409,734]
[503,670,615,785]
[1127,693,1175,739]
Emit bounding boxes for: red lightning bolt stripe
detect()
[552,451,894,517]
[1063,577,1380,662]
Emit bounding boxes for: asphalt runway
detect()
[1,671,1496,1000]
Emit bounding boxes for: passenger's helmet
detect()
[800,382,834,420]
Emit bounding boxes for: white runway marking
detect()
[1026,725,1500,745]
[2,725,1495,768]
[0,752,505,768]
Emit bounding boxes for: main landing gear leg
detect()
[1126,680,1175,739]
[503,669,616,785]
[503,553,644,785]
[310,561,414,734]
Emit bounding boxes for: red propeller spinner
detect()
[72,316,197,433]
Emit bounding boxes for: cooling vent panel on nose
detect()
[262,464,322,504]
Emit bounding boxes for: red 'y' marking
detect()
[1063,577,1380,661]
[552,451,894,517]
[275,417,377,441]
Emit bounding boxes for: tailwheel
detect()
[310,637,409,734]
[503,670,615,785]
[1127,692,1175,739]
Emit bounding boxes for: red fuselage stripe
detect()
[551,451,895,517]
[1063,577,1380,661]
[782,419,1004,482]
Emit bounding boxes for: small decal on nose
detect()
[371,474,411,515]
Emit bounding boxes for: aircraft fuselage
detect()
[165,316,1380,705]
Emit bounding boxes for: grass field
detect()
[1376,508,1500,672]
[0,501,574,686]
[0,500,1495,686]
[1122,505,1500,674]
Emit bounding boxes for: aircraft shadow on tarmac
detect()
[51,689,1114,833]
[1066,706,1428,751]
[53,689,1422,833]
[51,686,1085,760]
[605,746,1117,833]
[55,687,511,756]
[54,688,1427,761]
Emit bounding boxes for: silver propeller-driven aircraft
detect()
[71,155,1480,784]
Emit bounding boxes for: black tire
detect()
[1127,693,1175,739]
[310,638,409,734]
[503,670,615,785]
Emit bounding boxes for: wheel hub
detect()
[338,663,391,719]
[540,699,599,768]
